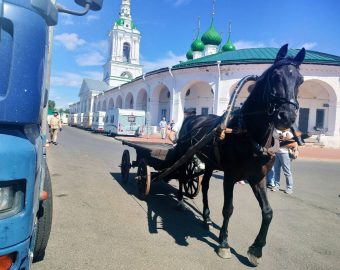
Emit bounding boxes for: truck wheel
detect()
[33,164,53,262]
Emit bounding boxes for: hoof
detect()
[203,219,213,230]
[247,251,261,266]
[217,247,233,259]
[176,201,186,212]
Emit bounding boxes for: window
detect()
[123,42,131,63]
[315,109,325,129]
[161,109,167,118]
[201,107,209,115]
[111,115,115,123]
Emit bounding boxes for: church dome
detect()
[191,37,205,52]
[186,49,193,60]
[201,21,222,46]
[116,18,125,26]
[222,38,236,52]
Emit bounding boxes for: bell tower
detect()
[103,0,142,87]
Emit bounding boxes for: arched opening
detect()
[136,89,147,111]
[121,71,133,80]
[102,99,107,111]
[116,96,123,109]
[93,102,96,112]
[229,80,256,110]
[108,98,114,110]
[151,84,171,124]
[97,101,101,111]
[181,81,214,116]
[297,80,336,134]
[124,92,134,109]
[123,42,131,63]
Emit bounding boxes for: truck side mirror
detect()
[75,0,103,11]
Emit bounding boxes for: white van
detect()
[104,108,145,136]
[92,111,106,133]
[69,114,78,126]
[77,113,84,128]
[60,113,69,125]
[83,112,93,129]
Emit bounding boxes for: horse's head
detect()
[265,44,305,131]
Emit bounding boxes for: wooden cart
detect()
[120,140,203,200]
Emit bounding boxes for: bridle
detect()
[262,61,301,117]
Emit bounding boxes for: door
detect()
[298,108,309,133]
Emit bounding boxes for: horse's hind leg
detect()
[202,168,213,228]
[217,177,234,259]
[247,179,273,266]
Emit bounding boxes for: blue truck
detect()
[0,1,102,269]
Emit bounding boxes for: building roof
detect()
[191,37,205,52]
[174,47,340,69]
[83,78,108,91]
[201,20,222,46]
[78,78,108,97]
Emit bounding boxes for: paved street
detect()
[33,126,340,270]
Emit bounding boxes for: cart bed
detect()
[121,140,177,169]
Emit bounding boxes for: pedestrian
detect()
[267,129,298,194]
[159,117,167,139]
[49,112,62,145]
[170,120,175,130]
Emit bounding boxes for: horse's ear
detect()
[275,44,288,63]
[294,48,306,66]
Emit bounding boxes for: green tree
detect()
[48,100,56,111]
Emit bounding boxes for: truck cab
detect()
[0,1,102,268]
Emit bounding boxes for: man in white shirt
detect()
[159,117,167,139]
[267,129,297,194]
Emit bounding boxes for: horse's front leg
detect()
[217,176,234,259]
[202,168,213,228]
[176,178,186,211]
[247,178,273,266]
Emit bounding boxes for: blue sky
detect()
[51,0,340,108]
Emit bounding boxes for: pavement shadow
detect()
[110,172,254,267]
[110,172,218,249]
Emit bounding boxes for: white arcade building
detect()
[69,0,340,148]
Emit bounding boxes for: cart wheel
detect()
[183,161,203,199]
[121,150,131,182]
[137,159,151,200]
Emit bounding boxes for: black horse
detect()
[176,44,305,266]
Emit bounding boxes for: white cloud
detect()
[76,51,105,66]
[60,13,74,25]
[233,40,266,50]
[51,72,84,88]
[300,42,317,50]
[174,0,191,6]
[83,71,103,81]
[54,33,86,51]
[86,15,100,22]
[74,40,107,67]
[89,40,108,53]
[141,51,185,72]
[51,71,103,88]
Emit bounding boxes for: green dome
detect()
[116,18,124,26]
[201,22,222,46]
[222,38,236,52]
[186,49,193,60]
[131,21,136,29]
[191,37,205,52]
